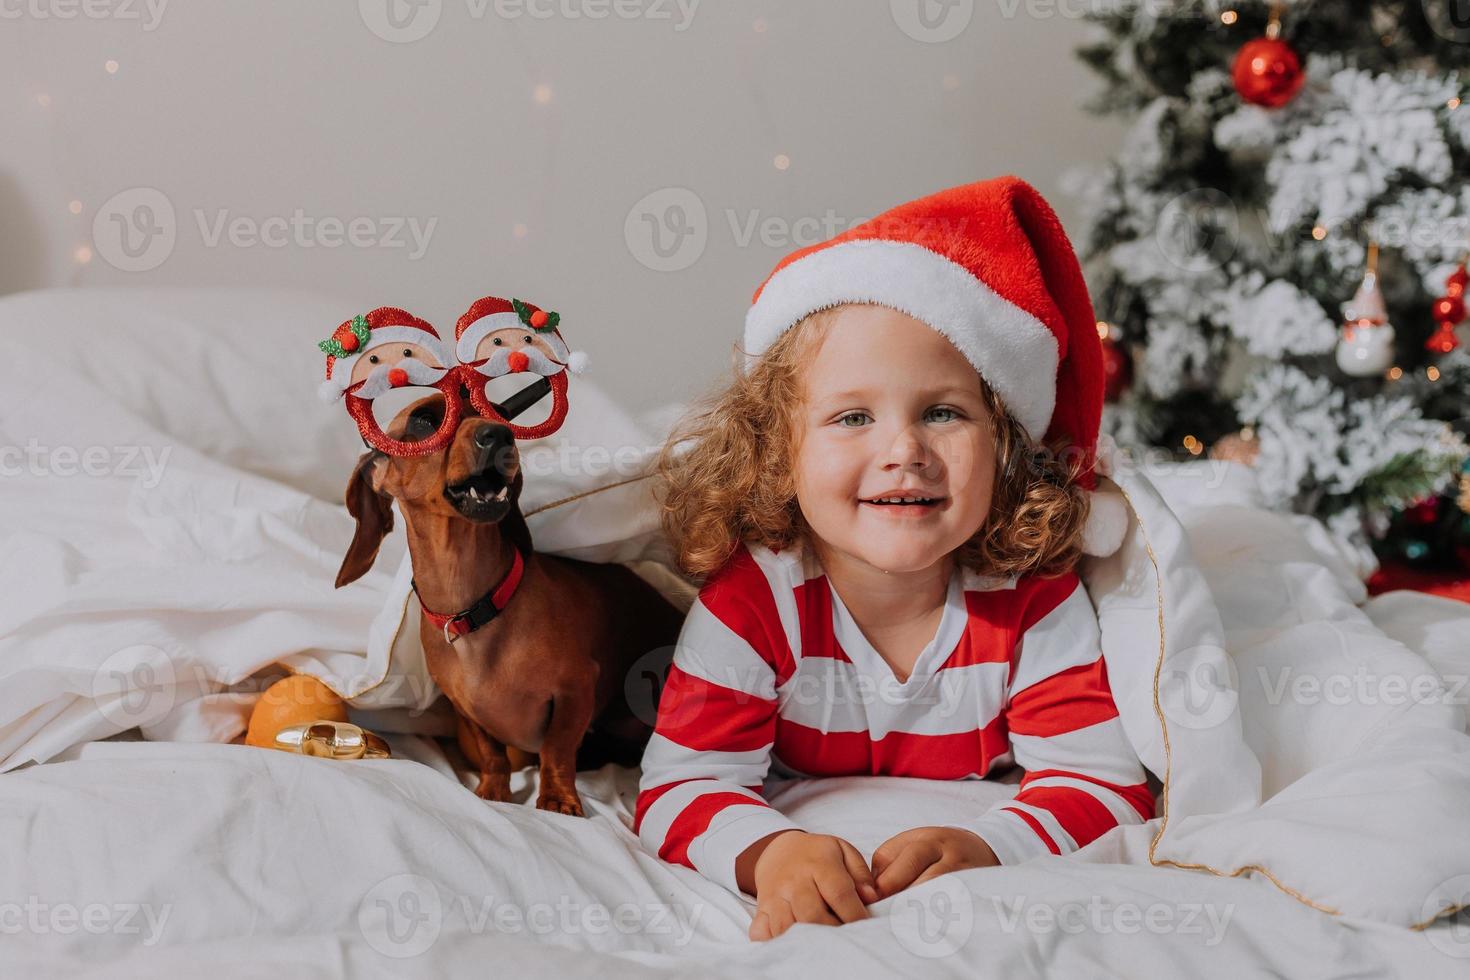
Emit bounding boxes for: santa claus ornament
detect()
[1336,243,1397,378]
[317,296,584,454]
[318,307,462,456]
[455,296,588,441]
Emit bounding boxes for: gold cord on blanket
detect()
[1121,479,1341,917]
[1124,479,1468,928]
[522,472,655,519]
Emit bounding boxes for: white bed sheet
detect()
[3,287,1470,976]
[2,737,1466,979]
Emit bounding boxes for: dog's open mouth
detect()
[445,471,512,521]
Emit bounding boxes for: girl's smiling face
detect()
[793,304,996,575]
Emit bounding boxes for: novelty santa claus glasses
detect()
[317,296,587,456]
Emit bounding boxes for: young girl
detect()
[635,177,1147,942]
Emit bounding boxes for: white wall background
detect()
[1,0,1123,413]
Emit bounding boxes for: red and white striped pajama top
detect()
[634,539,1154,895]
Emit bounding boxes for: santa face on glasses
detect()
[317,311,454,404]
[471,325,566,378]
[454,297,588,381]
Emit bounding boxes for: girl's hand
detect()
[747,830,880,941]
[870,826,999,898]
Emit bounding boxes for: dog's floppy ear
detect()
[335,451,394,588]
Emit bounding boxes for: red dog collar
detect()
[414,547,526,644]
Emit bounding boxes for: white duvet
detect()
[2,288,1469,978]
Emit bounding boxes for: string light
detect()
[512,223,528,239]
[36,93,51,107]
[1240,426,1255,442]
[1182,435,1203,456]
[1096,320,1111,339]
[1220,9,1238,25]
[104,60,119,74]
[773,154,791,171]
[1449,97,1462,110]
[68,200,82,215]
[1387,366,1403,380]
[73,245,93,265]
[532,84,553,105]
[1312,225,1328,241]
[1427,366,1442,382]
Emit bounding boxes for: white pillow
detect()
[1129,484,1470,926]
[1081,442,1265,830]
[0,286,384,502]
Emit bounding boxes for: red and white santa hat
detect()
[455,296,588,375]
[744,175,1127,557]
[318,307,453,403]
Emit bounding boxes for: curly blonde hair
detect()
[655,305,1092,582]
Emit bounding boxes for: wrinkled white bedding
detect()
[1,738,1463,979]
[2,288,1469,977]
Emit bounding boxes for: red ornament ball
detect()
[1447,265,1469,296]
[1434,295,1466,324]
[1427,320,1461,355]
[1232,37,1305,108]
[1403,495,1441,527]
[529,310,549,329]
[1102,337,1132,402]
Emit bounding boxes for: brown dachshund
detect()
[334,393,684,815]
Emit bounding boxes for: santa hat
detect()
[455,296,589,375]
[318,308,452,403]
[743,175,1127,557]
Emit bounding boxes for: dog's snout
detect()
[473,424,508,452]
[466,421,518,478]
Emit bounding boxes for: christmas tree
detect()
[1063,0,1470,578]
